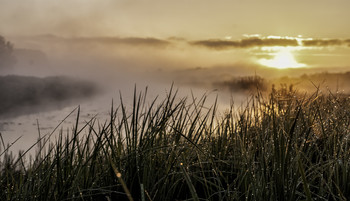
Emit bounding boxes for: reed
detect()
[1,86,350,200]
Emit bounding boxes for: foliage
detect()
[0,75,98,117]
[0,35,16,71]
[1,86,350,200]
[214,75,267,93]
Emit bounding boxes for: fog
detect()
[4,35,268,100]
[1,33,350,154]
[2,35,350,115]
[2,35,350,113]
[0,34,243,153]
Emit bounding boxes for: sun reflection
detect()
[258,48,306,69]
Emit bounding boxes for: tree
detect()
[0,35,16,72]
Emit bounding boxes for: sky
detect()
[2,0,350,38]
[1,0,350,78]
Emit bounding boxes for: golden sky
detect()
[1,0,350,72]
[2,0,350,38]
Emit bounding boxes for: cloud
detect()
[15,35,350,51]
[31,35,171,48]
[302,39,343,46]
[345,39,350,47]
[189,36,350,50]
[189,37,299,50]
[76,37,171,47]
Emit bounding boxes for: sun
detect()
[258,49,306,69]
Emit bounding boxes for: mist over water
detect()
[1,35,247,154]
[1,34,350,154]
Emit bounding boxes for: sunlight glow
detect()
[258,48,306,69]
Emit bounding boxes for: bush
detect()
[214,75,267,93]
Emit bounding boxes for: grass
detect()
[1,85,350,200]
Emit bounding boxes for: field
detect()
[1,86,350,201]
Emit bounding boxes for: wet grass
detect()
[1,86,350,200]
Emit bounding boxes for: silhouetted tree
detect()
[0,35,16,72]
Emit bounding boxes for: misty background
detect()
[1,0,350,152]
[2,34,350,119]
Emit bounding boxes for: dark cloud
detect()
[80,37,171,47]
[189,38,299,50]
[189,40,239,50]
[34,35,171,48]
[239,38,299,47]
[302,39,342,46]
[18,35,350,51]
[345,39,350,47]
[189,36,350,50]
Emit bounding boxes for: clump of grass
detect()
[214,75,267,93]
[1,85,350,200]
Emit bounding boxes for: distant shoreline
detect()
[0,75,98,118]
